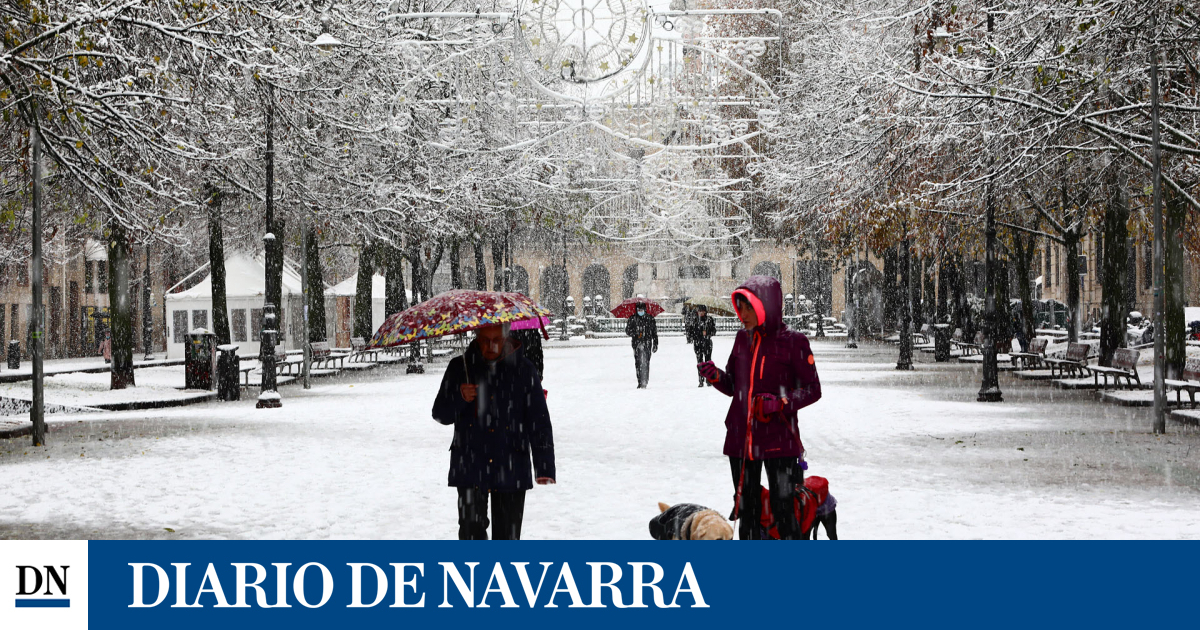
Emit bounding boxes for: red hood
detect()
[732,275,784,335]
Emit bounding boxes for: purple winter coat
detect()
[711,275,822,460]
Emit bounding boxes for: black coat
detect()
[432,339,555,491]
[687,315,716,347]
[649,503,708,540]
[509,329,544,378]
[625,313,659,348]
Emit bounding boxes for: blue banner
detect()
[72,541,1199,628]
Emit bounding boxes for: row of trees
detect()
[758,0,1197,406]
[2,0,584,391]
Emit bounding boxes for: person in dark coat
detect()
[432,324,556,540]
[625,302,659,388]
[687,305,717,387]
[698,275,822,540]
[509,328,544,379]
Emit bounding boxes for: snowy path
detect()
[1,337,1198,539]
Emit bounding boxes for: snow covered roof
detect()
[166,253,305,301]
[328,273,407,301]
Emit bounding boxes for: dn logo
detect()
[15,565,70,608]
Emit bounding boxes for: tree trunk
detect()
[1164,187,1187,379]
[978,181,1002,402]
[449,239,462,290]
[1100,176,1129,367]
[305,226,327,343]
[491,234,505,292]
[922,257,935,324]
[408,240,423,303]
[354,241,375,340]
[1013,232,1036,351]
[882,246,897,332]
[207,184,231,346]
[936,253,949,323]
[1064,228,1080,343]
[107,216,135,389]
[424,242,445,297]
[473,238,488,290]
[142,244,153,357]
[263,92,284,355]
[897,231,913,370]
[384,244,407,316]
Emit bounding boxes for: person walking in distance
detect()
[625,301,659,388]
[688,305,717,387]
[432,323,556,539]
[698,276,822,540]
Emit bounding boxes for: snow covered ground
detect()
[1,337,1198,539]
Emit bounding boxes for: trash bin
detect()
[185,328,217,390]
[7,340,19,370]
[217,344,240,401]
[934,324,951,362]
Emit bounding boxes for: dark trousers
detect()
[693,341,713,382]
[729,457,801,540]
[456,487,526,540]
[633,343,653,387]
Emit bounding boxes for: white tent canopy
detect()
[328,273,410,334]
[163,254,310,359]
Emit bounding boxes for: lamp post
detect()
[258,233,282,409]
[300,9,345,390]
[30,122,45,446]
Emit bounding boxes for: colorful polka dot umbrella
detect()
[367,290,553,349]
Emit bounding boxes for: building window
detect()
[250,308,263,342]
[97,263,108,293]
[191,309,208,331]
[232,309,248,342]
[651,264,658,280]
[678,265,711,279]
[85,261,94,293]
[18,263,29,286]
[172,311,188,343]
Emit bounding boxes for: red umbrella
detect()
[609,297,665,319]
[368,290,552,348]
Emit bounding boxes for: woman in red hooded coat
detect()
[699,275,822,539]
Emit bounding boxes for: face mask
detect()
[637,309,645,316]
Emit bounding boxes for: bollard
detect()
[217,345,240,401]
[7,340,19,370]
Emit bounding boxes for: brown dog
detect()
[649,502,734,540]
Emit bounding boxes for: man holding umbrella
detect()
[432,323,556,540]
[624,298,659,388]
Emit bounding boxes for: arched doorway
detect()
[511,265,530,296]
[582,264,610,312]
[752,261,781,280]
[539,265,569,316]
[622,264,638,300]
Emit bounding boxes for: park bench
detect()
[350,337,379,363]
[239,361,257,386]
[955,331,984,356]
[1043,342,1090,378]
[1088,348,1141,389]
[914,323,933,346]
[1164,357,1200,408]
[275,349,304,376]
[309,341,349,370]
[1010,338,1049,370]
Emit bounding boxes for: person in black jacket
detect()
[687,305,717,387]
[509,328,544,379]
[625,303,659,388]
[432,324,556,540]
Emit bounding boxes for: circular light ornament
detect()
[516,0,650,98]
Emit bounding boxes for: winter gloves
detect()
[698,361,722,383]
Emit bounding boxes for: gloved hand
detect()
[697,361,722,382]
[653,343,658,353]
[753,393,785,419]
